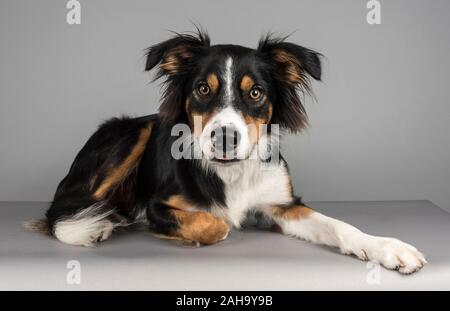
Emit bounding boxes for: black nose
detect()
[211,126,241,154]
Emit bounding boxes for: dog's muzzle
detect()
[210,125,241,161]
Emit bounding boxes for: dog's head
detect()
[145,30,321,164]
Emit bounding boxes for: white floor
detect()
[1,200,449,290]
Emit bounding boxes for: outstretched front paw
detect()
[353,236,427,274]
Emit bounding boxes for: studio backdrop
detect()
[1,0,449,211]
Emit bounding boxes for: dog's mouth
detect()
[210,157,241,164]
[208,144,255,165]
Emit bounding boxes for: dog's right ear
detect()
[145,31,210,125]
[145,31,210,78]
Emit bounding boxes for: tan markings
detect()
[286,175,293,196]
[243,104,272,144]
[170,209,229,245]
[245,116,265,144]
[267,103,273,123]
[93,124,152,200]
[163,195,196,211]
[160,46,192,75]
[271,205,314,220]
[207,73,219,93]
[151,233,195,245]
[272,49,304,85]
[240,75,254,92]
[186,99,219,138]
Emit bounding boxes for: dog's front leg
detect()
[146,198,229,245]
[266,202,426,274]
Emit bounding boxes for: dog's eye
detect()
[197,82,210,96]
[249,86,263,101]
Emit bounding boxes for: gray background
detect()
[1,0,449,211]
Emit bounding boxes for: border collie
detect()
[25,30,426,274]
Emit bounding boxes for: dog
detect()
[25,30,426,274]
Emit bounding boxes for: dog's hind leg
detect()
[27,116,155,246]
[51,201,118,247]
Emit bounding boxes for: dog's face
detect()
[184,45,277,163]
[145,31,321,164]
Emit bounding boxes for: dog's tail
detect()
[23,219,51,235]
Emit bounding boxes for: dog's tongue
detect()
[214,151,236,161]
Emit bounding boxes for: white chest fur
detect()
[210,160,293,227]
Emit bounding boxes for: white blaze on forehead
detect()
[198,57,255,160]
[223,57,234,104]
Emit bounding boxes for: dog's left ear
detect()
[258,35,322,132]
[145,31,210,124]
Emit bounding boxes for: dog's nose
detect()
[211,126,241,155]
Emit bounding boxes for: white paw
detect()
[55,218,115,247]
[353,236,427,274]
